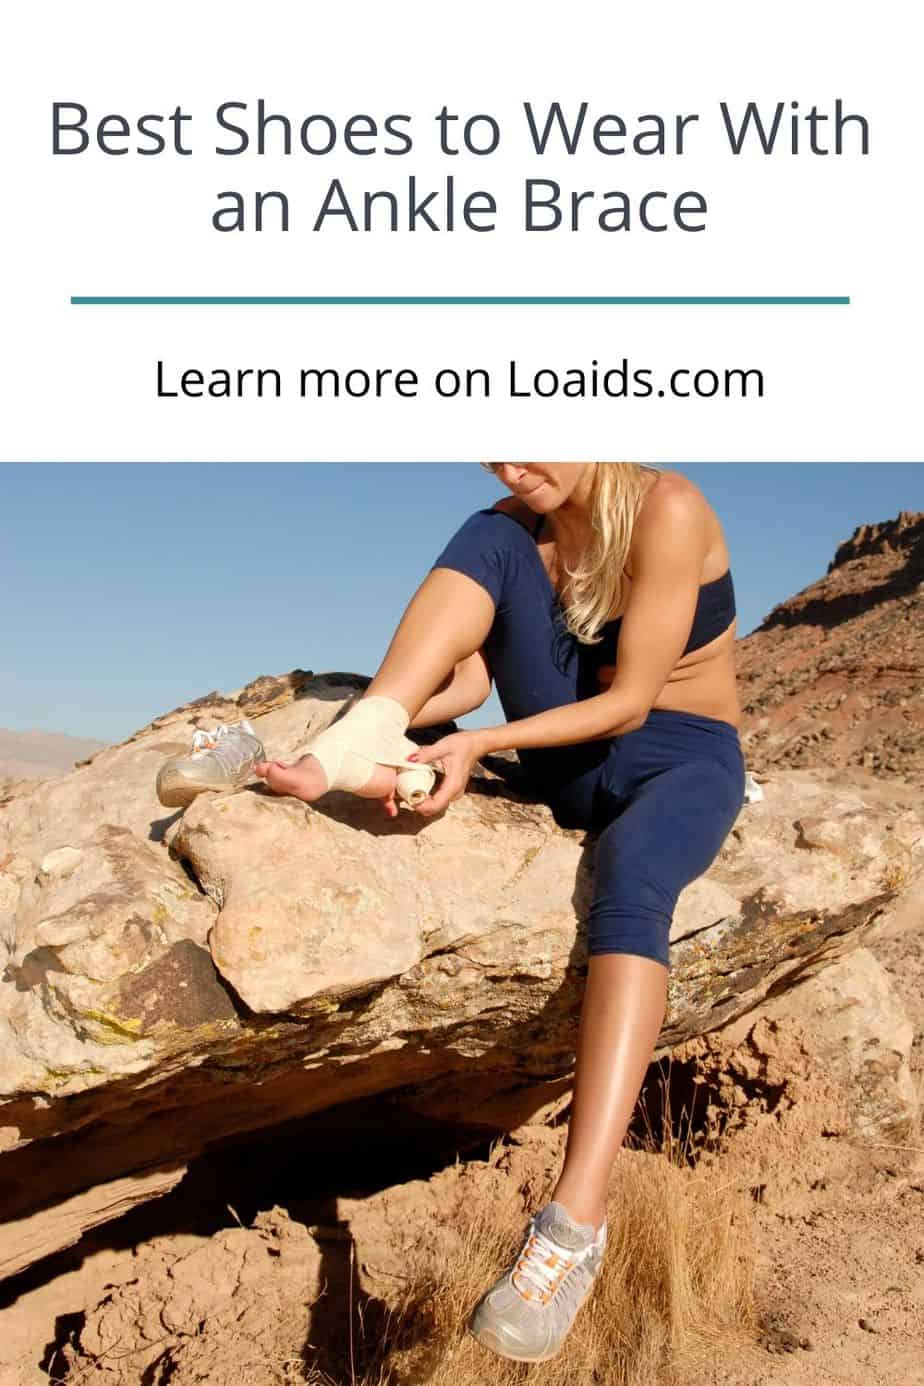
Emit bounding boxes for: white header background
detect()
[2,0,921,460]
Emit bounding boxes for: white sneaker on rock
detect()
[155,719,266,809]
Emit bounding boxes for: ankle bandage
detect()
[307,695,437,808]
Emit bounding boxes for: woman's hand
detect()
[405,730,488,817]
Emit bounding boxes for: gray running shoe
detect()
[155,719,266,808]
[468,1201,607,1363]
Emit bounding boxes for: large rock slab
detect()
[1,825,217,1102]
[1,673,921,1275]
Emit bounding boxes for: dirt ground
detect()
[722,916,924,1386]
[1,921,921,1386]
[684,911,924,1386]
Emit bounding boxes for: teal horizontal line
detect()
[70,294,850,306]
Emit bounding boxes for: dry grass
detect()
[346,1158,759,1386]
[57,1066,766,1386]
[57,1151,763,1386]
[333,1065,763,1386]
[904,1063,924,1150]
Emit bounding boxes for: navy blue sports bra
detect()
[531,511,736,657]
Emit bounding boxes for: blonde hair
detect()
[558,462,654,644]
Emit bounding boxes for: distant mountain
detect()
[737,510,923,784]
[0,727,109,787]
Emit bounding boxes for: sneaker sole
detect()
[467,1322,560,1364]
[156,768,254,809]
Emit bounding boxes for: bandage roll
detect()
[307,695,439,808]
[394,763,437,808]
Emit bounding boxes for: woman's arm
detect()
[409,650,492,728]
[476,485,708,754]
[477,687,642,753]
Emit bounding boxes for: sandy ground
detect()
[1,923,921,1386]
[737,917,924,1386]
[686,916,924,1386]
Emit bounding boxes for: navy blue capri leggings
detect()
[431,508,746,970]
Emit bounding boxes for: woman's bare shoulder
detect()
[640,469,712,530]
[626,470,712,574]
[646,467,702,506]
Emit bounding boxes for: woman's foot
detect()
[252,754,328,801]
[253,754,400,814]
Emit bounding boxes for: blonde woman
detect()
[255,462,745,1363]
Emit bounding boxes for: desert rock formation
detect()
[737,510,923,782]
[1,667,920,1281]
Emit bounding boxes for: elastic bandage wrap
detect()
[307,695,437,808]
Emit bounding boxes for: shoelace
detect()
[511,1226,584,1305]
[190,723,258,773]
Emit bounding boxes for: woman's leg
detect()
[551,954,668,1228]
[408,650,493,729]
[549,752,745,1227]
[256,508,586,804]
[365,507,583,724]
[364,569,496,711]
[254,567,499,800]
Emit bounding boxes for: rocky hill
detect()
[737,510,923,783]
[0,727,108,788]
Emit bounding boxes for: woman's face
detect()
[484,462,595,509]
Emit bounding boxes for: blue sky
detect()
[3,463,921,743]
